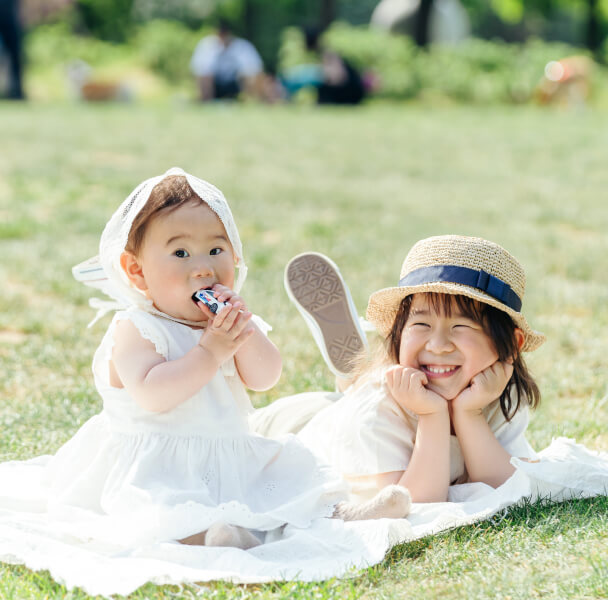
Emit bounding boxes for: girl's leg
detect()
[252,252,366,439]
[250,390,340,438]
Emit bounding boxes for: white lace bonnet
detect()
[73,167,247,327]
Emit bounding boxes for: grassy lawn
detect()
[0,101,607,599]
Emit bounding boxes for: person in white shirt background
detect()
[190,19,267,101]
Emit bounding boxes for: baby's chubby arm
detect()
[386,365,451,502]
[210,285,282,391]
[233,324,282,391]
[112,303,254,413]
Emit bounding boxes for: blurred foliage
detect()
[134,21,212,83]
[25,19,208,85]
[21,0,74,27]
[23,17,608,104]
[279,23,602,103]
[131,0,218,24]
[491,0,525,23]
[414,38,585,103]
[75,0,135,41]
[461,0,608,51]
[487,0,608,22]
[335,0,378,25]
[462,0,608,24]
[22,0,608,71]
[27,21,130,68]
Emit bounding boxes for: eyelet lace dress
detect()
[0,309,413,596]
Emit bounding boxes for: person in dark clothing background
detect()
[0,0,25,100]
[304,26,365,105]
[281,26,365,105]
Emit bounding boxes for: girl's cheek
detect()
[398,348,417,368]
[398,331,421,367]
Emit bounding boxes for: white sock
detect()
[204,521,261,550]
[333,485,411,521]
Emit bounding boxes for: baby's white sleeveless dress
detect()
[0,309,417,595]
[45,308,348,541]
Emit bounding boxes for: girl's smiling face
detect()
[398,293,499,400]
[123,201,235,322]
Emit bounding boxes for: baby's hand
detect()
[198,300,254,366]
[210,284,248,313]
[452,360,513,414]
[386,365,447,416]
[195,285,248,321]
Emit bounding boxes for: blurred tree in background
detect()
[462,0,607,53]
[22,0,608,55]
[75,0,134,41]
[16,0,608,102]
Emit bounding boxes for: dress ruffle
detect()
[1,413,346,546]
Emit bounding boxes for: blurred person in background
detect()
[0,0,25,100]
[190,19,275,102]
[282,26,365,105]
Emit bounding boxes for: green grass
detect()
[0,101,607,599]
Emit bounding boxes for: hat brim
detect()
[366,281,545,352]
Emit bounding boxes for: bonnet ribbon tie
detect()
[399,265,522,312]
[87,297,127,328]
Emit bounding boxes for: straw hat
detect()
[366,235,545,352]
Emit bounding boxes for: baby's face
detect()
[398,294,499,400]
[134,201,235,322]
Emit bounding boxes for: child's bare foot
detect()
[333,485,411,521]
[204,521,261,549]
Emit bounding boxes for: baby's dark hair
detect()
[125,175,204,256]
[385,292,540,421]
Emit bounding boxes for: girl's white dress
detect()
[0,309,412,595]
[251,370,536,502]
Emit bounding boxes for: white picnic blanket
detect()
[0,437,606,596]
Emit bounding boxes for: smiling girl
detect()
[253,236,543,504]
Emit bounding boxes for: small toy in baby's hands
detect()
[192,289,229,314]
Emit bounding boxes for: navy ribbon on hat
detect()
[399,265,522,312]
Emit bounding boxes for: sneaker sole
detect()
[284,253,367,378]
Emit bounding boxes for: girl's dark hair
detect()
[125,175,204,256]
[385,292,540,421]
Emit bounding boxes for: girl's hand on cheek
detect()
[386,365,448,416]
[198,302,254,366]
[452,360,513,413]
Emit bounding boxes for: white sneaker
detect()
[284,252,368,379]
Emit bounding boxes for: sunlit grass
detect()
[0,102,607,598]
